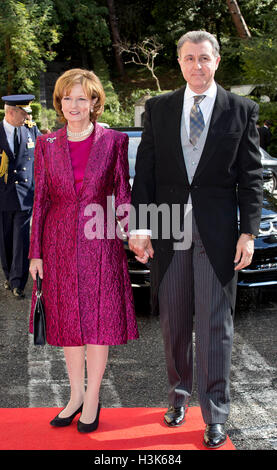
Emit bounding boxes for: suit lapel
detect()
[193,84,230,180]
[54,126,76,197]
[167,86,190,184]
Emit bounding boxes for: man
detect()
[0,94,40,298]
[129,31,263,448]
[258,120,272,151]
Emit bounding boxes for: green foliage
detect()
[0,0,59,94]
[30,102,41,123]
[39,108,58,131]
[221,2,277,95]
[241,37,277,99]
[92,50,121,127]
[30,102,57,131]
[1,0,276,133]
[216,36,245,87]
[102,87,169,127]
[52,0,110,64]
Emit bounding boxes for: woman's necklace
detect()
[67,122,94,140]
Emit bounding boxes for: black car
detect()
[261,147,277,193]
[238,191,277,289]
[116,128,277,296]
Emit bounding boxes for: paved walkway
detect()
[0,270,276,450]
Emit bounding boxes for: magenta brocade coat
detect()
[29,123,139,346]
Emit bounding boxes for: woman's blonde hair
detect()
[53,68,105,123]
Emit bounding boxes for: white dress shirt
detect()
[3,118,20,154]
[183,80,217,135]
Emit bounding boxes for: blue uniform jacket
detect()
[0,121,40,211]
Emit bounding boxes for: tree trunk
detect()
[107,0,126,79]
[226,0,251,38]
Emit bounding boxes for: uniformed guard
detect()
[0,94,40,298]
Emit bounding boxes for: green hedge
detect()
[0,102,58,131]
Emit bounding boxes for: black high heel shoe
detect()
[77,402,101,433]
[50,403,83,427]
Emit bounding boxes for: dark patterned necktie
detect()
[189,95,206,146]
[13,127,19,157]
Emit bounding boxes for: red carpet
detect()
[0,407,235,450]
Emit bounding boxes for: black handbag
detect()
[33,273,46,346]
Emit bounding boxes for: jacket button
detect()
[15,181,18,184]
[25,178,28,182]
[13,169,17,173]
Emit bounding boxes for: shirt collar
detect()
[3,118,18,135]
[184,81,217,100]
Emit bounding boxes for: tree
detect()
[119,37,163,91]
[106,0,125,79]
[226,0,251,38]
[52,0,110,67]
[0,0,59,94]
[241,21,277,99]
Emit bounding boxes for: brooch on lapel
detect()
[46,137,56,143]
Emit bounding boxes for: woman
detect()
[29,68,139,433]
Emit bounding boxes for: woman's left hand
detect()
[29,258,43,280]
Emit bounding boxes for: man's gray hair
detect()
[177,31,220,57]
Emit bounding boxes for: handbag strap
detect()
[36,272,42,296]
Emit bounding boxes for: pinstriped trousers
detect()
[158,213,234,424]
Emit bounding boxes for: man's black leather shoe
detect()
[203,424,227,449]
[12,288,25,299]
[164,405,187,427]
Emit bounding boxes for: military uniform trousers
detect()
[0,208,32,290]
[158,212,234,425]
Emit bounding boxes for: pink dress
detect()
[29,124,139,346]
[68,134,92,195]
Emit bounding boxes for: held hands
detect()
[234,234,254,271]
[128,235,154,264]
[29,258,43,280]
[129,233,253,269]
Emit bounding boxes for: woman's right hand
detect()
[29,258,43,281]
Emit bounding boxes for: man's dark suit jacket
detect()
[131,84,263,314]
[0,121,40,211]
